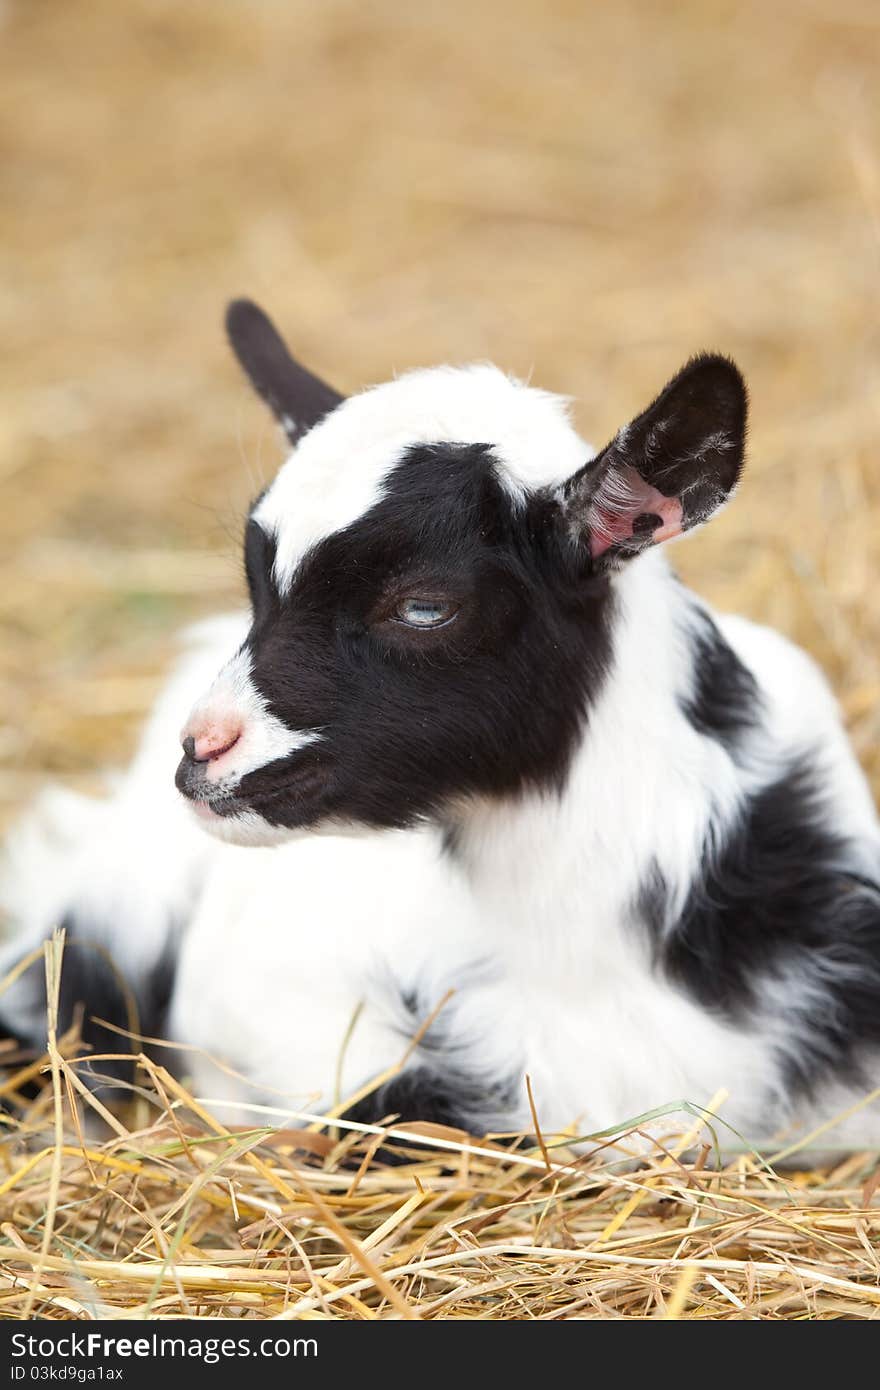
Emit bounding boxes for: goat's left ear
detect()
[225,298,345,446]
[559,354,747,567]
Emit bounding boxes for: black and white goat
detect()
[3,299,880,1156]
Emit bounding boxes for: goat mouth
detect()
[188,762,333,823]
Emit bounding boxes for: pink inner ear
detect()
[588,463,684,559]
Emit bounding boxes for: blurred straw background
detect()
[2,0,880,1321]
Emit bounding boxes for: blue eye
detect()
[394,598,458,629]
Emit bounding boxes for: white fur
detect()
[182,646,320,790]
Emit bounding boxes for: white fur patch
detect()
[253,364,591,593]
[187,805,299,848]
[181,646,321,791]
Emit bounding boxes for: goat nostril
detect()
[205,731,241,761]
[182,728,242,763]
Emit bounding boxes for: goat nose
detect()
[181,724,242,763]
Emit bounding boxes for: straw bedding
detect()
[1,0,879,1319]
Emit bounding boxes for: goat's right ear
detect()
[225,298,345,446]
[557,354,747,570]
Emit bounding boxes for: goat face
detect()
[175,300,747,845]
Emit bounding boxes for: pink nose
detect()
[181,720,242,764]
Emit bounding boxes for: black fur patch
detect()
[244,516,279,623]
[344,1064,514,1135]
[344,970,520,1143]
[680,608,761,753]
[640,762,880,1099]
[191,443,615,833]
[0,919,176,1098]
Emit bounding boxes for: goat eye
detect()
[393,598,458,629]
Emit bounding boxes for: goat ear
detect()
[225,298,344,446]
[559,354,747,567]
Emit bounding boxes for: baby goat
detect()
[3,299,880,1156]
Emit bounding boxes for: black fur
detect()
[340,1065,520,1167]
[225,299,344,445]
[243,516,279,620]
[345,1064,513,1135]
[344,969,519,1140]
[343,972,520,1154]
[680,607,762,753]
[640,762,880,1100]
[1,919,176,1098]
[180,443,616,832]
[563,354,748,567]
